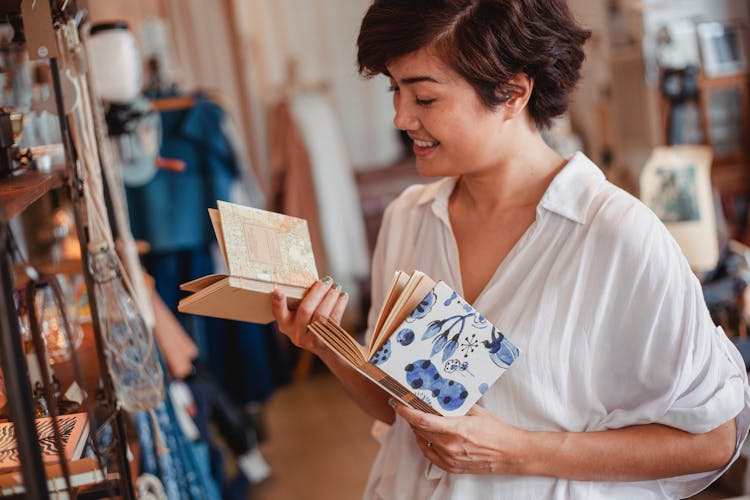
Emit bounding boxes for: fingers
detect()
[329,289,349,324]
[293,277,334,329]
[313,282,345,323]
[394,400,444,431]
[271,289,291,328]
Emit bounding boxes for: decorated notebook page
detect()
[369,281,520,416]
[216,200,318,286]
[368,271,436,358]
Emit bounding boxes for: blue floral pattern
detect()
[371,338,392,365]
[407,291,436,321]
[368,280,520,416]
[396,328,415,346]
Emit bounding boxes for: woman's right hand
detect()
[271,276,349,353]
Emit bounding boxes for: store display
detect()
[310,270,520,416]
[89,246,164,412]
[0,5,143,497]
[105,96,160,187]
[85,22,142,104]
[0,412,89,473]
[178,201,318,324]
[0,457,104,495]
[0,108,31,177]
[31,283,83,364]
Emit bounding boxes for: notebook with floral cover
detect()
[309,271,520,416]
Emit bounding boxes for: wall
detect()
[84,0,402,186]
[231,0,401,171]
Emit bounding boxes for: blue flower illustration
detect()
[396,328,415,346]
[407,291,436,322]
[421,312,475,360]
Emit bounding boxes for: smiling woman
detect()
[268,1,750,499]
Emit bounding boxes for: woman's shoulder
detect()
[587,178,683,265]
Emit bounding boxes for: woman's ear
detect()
[501,73,534,120]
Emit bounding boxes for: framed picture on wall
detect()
[640,145,718,272]
[696,21,747,78]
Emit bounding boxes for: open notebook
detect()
[178,201,318,324]
[309,270,520,416]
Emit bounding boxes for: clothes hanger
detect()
[149,95,197,112]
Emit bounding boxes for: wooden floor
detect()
[249,372,379,500]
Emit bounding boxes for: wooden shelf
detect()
[13,257,82,289]
[0,168,65,220]
[0,456,119,498]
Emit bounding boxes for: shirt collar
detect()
[417,152,605,225]
[538,152,606,224]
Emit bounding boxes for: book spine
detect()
[359,363,439,415]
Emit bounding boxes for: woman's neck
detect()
[452,133,566,215]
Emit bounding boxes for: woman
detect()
[271,0,750,498]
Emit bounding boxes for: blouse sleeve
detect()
[589,203,750,498]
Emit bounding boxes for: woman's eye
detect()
[416,98,436,107]
[387,85,399,93]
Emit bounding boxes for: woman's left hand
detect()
[392,401,531,475]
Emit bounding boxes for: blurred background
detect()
[0,0,749,499]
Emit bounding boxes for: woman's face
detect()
[387,47,511,178]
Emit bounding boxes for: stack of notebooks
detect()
[0,413,104,495]
[0,412,90,474]
[179,202,521,415]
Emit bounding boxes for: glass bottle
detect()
[35,282,84,364]
[89,246,164,412]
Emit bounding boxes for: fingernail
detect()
[333,283,342,292]
[322,276,332,284]
[388,398,397,408]
[272,292,282,301]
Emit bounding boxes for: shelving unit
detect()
[0,1,135,499]
[0,168,64,219]
[697,71,750,195]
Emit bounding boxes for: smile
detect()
[413,139,440,148]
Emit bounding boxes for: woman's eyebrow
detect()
[398,76,442,85]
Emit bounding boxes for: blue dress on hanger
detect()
[125,93,290,402]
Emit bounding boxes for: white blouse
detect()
[362,152,750,500]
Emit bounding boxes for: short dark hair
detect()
[357,0,591,129]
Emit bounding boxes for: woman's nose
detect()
[393,102,418,131]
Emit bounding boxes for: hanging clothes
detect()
[126,93,236,252]
[135,397,222,500]
[269,99,330,275]
[144,248,291,404]
[122,92,288,498]
[269,93,370,318]
[124,91,290,403]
